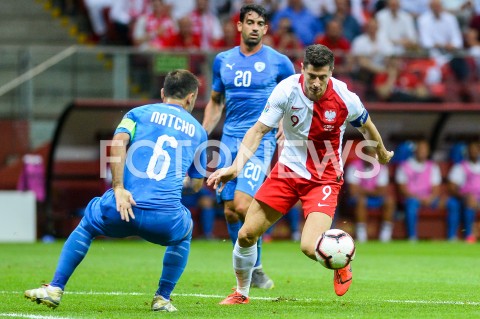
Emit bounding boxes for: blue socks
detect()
[287,206,301,234]
[254,237,262,268]
[447,198,475,239]
[200,207,215,238]
[50,219,94,290]
[447,197,461,239]
[463,207,475,237]
[226,221,242,245]
[404,198,420,239]
[157,237,191,300]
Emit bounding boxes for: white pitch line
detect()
[384,299,480,306]
[0,313,73,319]
[4,290,479,306]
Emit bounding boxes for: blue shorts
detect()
[82,189,193,246]
[216,134,275,202]
[349,196,385,209]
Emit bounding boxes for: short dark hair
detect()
[303,44,335,70]
[163,69,199,99]
[239,4,267,23]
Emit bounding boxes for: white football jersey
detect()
[258,74,367,182]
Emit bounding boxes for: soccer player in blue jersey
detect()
[202,4,295,289]
[24,69,208,312]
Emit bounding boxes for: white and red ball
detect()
[315,229,356,269]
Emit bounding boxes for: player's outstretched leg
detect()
[219,241,256,305]
[226,207,273,289]
[333,264,353,296]
[24,218,95,309]
[24,284,63,309]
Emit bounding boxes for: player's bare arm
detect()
[110,132,137,222]
[356,116,394,164]
[207,121,273,190]
[202,90,225,135]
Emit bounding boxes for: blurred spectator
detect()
[350,18,395,99]
[132,0,177,50]
[446,140,480,243]
[108,0,149,45]
[316,0,337,17]
[375,0,419,54]
[53,0,77,16]
[374,57,443,102]
[391,139,415,164]
[271,0,324,46]
[349,0,376,26]
[441,0,474,30]
[17,154,48,240]
[167,16,205,77]
[468,9,480,39]
[345,146,395,243]
[268,17,303,61]
[467,9,480,77]
[372,0,386,12]
[418,0,472,102]
[167,17,201,48]
[212,0,233,20]
[213,20,240,49]
[396,140,442,241]
[322,0,362,42]
[231,0,279,21]
[449,141,467,164]
[304,0,373,24]
[83,0,114,42]
[187,0,224,50]
[164,0,196,20]
[17,154,46,203]
[474,0,480,14]
[465,27,480,78]
[399,0,430,18]
[314,18,351,73]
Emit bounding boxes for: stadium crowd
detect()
[53,0,480,102]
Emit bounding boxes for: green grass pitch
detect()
[1,239,479,318]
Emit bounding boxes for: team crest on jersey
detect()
[254,62,266,72]
[324,110,336,122]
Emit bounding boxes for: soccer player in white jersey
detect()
[202,3,295,289]
[24,70,207,312]
[208,44,394,304]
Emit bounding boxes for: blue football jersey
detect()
[212,45,295,138]
[114,103,208,209]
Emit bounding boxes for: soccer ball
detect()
[315,229,356,269]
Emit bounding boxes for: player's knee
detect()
[234,201,250,217]
[198,196,214,209]
[224,206,239,223]
[238,228,259,247]
[300,241,316,260]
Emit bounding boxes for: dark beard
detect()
[243,36,261,47]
